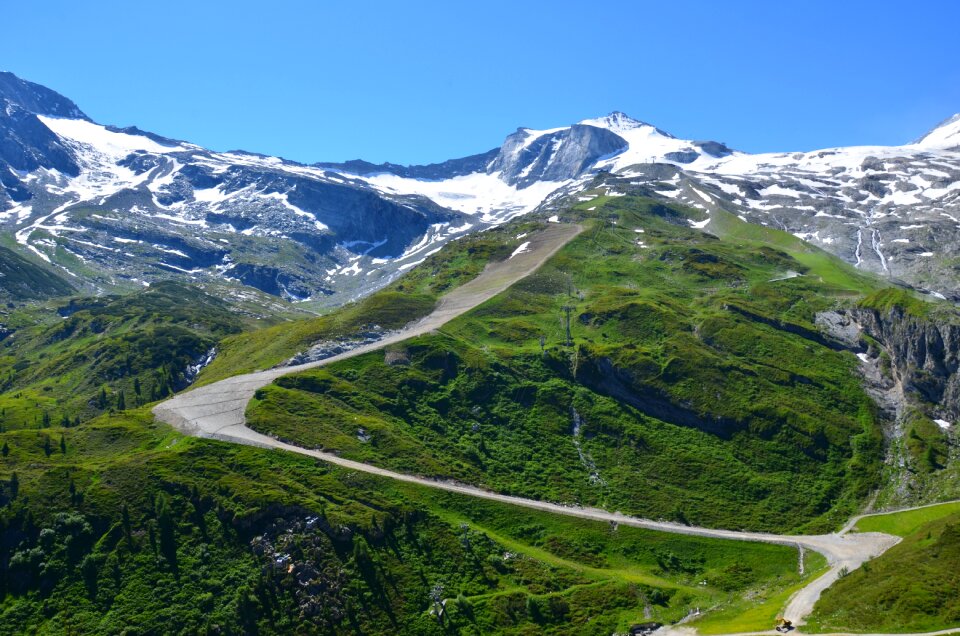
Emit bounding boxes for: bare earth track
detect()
[153,223,952,636]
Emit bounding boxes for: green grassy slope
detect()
[0,409,813,635]
[809,506,960,632]
[0,244,74,301]
[247,196,886,533]
[0,281,292,431]
[856,502,960,537]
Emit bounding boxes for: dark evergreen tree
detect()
[121,503,134,549]
[116,391,126,411]
[1,440,8,457]
[155,493,177,571]
[43,436,52,457]
[59,434,66,454]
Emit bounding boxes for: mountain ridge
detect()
[1,70,959,306]
[0,72,469,304]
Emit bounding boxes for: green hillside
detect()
[2,191,958,632]
[247,196,884,533]
[0,409,815,635]
[0,281,290,431]
[0,244,74,301]
[198,219,542,384]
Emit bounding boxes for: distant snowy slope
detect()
[915,113,960,150]
[0,72,467,304]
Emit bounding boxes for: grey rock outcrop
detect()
[317,148,499,180]
[489,124,628,188]
[0,72,88,120]
[817,304,960,506]
[820,306,960,422]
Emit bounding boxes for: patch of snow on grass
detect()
[510,241,531,259]
[447,222,473,233]
[397,258,426,271]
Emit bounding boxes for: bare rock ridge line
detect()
[153,221,907,632]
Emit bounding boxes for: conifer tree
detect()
[122,503,134,548]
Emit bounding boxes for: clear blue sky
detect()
[3,0,958,165]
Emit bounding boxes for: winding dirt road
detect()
[153,222,915,634]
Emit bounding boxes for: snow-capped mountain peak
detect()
[579,111,662,135]
[915,113,960,149]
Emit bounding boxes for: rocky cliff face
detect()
[818,307,960,422]
[0,72,88,120]
[817,305,960,506]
